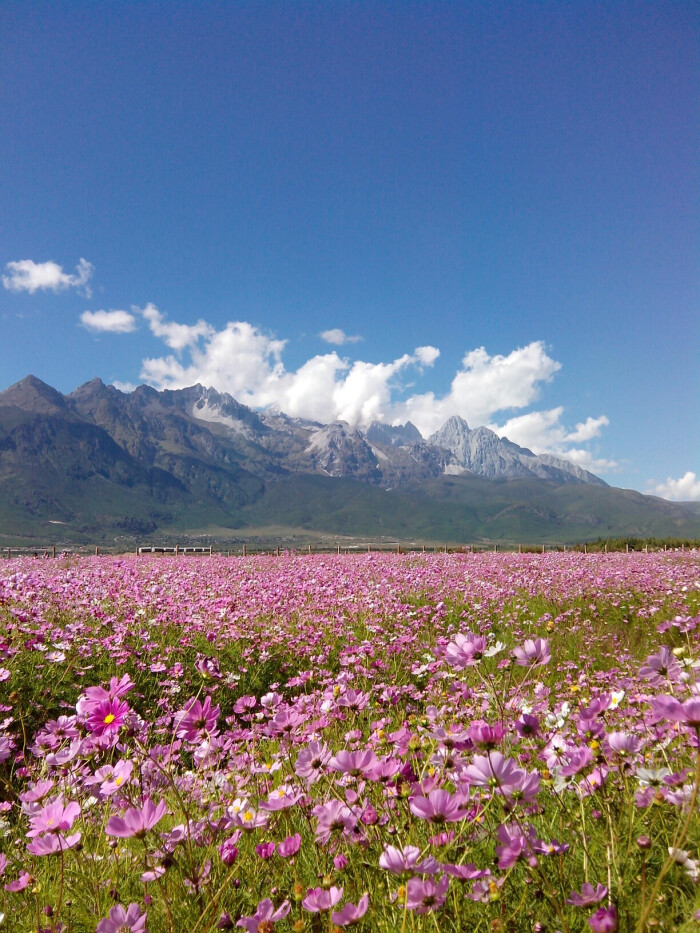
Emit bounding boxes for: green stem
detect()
[635,746,700,932]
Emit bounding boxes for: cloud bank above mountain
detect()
[107,303,614,473]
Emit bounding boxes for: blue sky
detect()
[1,1,698,497]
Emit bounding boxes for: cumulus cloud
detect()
[389,342,561,435]
[652,472,700,501]
[490,409,618,474]
[80,309,137,334]
[320,328,363,345]
[131,307,611,469]
[3,258,94,296]
[140,302,214,350]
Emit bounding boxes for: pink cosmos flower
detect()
[27,796,80,838]
[650,696,700,732]
[379,844,439,876]
[96,903,147,933]
[463,752,536,800]
[405,875,449,913]
[639,647,683,685]
[295,740,331,783]
[255,842,275,859]
[27,832,81,856]
[329,748,379,777]
[106,798,167,839]
[588,905,618,932]
[259,784,302,811]
[277,833,301,858]
[4,871,32,892]
[100,759,134,797]
[312,799,359,844]
[335,689,369,711]
[236,898,290,931]
[85,698,130,737]
[567,882,608,906]
[218,834,240,866]
[332,893,369,927]
[77,674,134,718]
[409,788,469,824]
[444,633,487,669]
[495,822,539,869]
[512,638,551,667]
[19,780,54,805]
[174,695,220,743]
[302,886,343,913]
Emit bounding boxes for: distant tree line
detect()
[572,536,700,552]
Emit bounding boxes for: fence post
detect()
[243,544,247,557]
[337,545,340,555]
[52,545,56,558]
[95,546,99,556]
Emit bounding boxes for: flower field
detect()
[0,550,698,932]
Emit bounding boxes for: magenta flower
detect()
[332,893,369,927]
[463,752,536,800]
[409,788,469,824]
[27,831,81,856]
[96,903,147,933]
[312,799,358,844]
[379,844,439,876]
[302,886,343,913]
[639,647,683,685]
[255,842,276,859]
[295,740,332,783]
[444,633,487,669]
[277,832,301,858]
[4,871,32,892]
[567,882,608,906]
[85,698,130,737]
[174,695,220,743]
[218,831,241,865]
[405,875,449,913]
[588,905,618,932]
[106,798,167,839]
[513,638,551,667]
[27,796,80,838]
[514,713,540,738]
[650,696,700,732]
[236,899,290,931]
[329,748,379,777]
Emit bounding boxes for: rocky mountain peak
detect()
[0,375,69,414]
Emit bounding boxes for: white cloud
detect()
[320,328,363,345]
[490,408,618,473]
[132,308,612,470]
[81,309,137,334]
[652,472,700,501]
[140,302,214,350]
[3,258,94,296]
[391,342,561,434]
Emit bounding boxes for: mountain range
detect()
[0,375,698,545]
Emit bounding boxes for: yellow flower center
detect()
[104,713,116,725]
